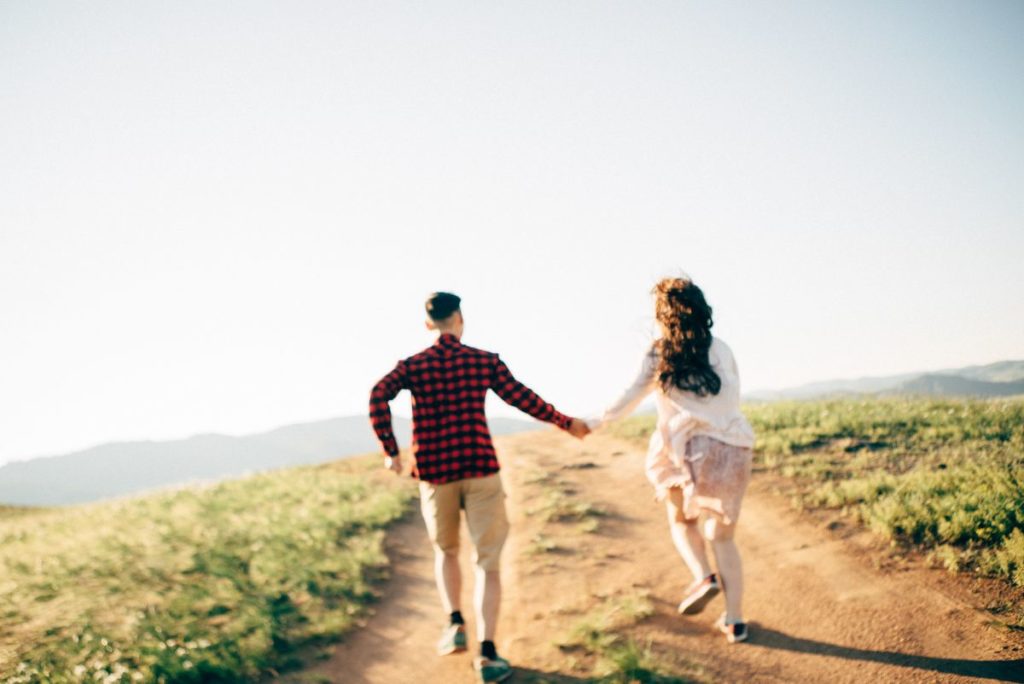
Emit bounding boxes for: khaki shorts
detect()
[418,473,510,572]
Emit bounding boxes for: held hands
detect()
[385,418,591,471]
[568,418,591,440]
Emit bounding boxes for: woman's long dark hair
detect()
[653,277,721,397]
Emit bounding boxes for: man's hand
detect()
[384,454,402,474]
[568,418,591,440]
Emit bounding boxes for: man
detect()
[370,291,589,683]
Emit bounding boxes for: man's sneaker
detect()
[715,612,749,644]
[677,573,720,615]
[474,655,513,683]
[437,623,467,655]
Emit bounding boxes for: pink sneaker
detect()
[677,573,720,615]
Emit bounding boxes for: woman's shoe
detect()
[715,612,748,643]
[677,573,720,614]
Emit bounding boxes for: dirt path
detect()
[301,431,1024,683]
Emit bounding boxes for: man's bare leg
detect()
[435,548,462,613]
[475,568,501,641]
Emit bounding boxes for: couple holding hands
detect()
[369,278,755,683]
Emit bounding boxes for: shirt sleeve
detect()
[587,345,658,430]
[491,356,573,431]
[369,360,409,456]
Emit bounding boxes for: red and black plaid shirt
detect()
[369,333,572,484]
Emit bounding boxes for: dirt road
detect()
[301,431,1024,683]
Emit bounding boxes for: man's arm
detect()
[369,360,409,466]
[491,357,586,436]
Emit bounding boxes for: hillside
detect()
[0,415,538,506]
[748,359,1024,400]
[891,373,1024,397]
[6,400,1023,683]
[1,454,415,683]
[949,359,1024,383]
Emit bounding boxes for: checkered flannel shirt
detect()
[369,333,573,484]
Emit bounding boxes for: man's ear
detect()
[425,318,437,331]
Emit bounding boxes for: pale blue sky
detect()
[1,1,1022,464]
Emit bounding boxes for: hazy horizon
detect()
[2,357,1021,467]
[2,1,1022,465]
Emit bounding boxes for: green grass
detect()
[1,456,415,683]
[527,489,607,525]
[610,397,1024,589]
[557,593,697,683]
[522,469,607,526]
[594,639,690,684]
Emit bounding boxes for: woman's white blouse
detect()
[588,337,755,450]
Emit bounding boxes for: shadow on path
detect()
[750,626,1024,683]
[512,668,592,683]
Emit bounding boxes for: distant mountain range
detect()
[0,415,540,507]
[6,359,1021,507]
[747,360,1024,401]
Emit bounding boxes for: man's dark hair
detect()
[426,292,461,321]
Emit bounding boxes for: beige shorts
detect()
[418,473,510,572]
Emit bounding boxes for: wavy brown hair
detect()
[653,277,721,397]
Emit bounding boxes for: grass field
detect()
[6,397,1021,681]
[611,397,1024,589]
[1,456,414,683]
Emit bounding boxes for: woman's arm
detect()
[588,345,658,430]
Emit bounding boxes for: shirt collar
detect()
[435,333,461,348]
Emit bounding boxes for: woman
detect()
[587,276,755,643]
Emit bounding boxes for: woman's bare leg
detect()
[666,488,712,581]
[704,515,743,622]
